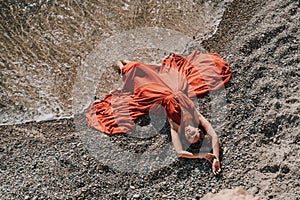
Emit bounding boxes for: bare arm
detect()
[194,109,221,175]
[194,109,220,159]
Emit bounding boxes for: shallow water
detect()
[0,0,233,125]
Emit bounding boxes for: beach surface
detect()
[1,0,299,199]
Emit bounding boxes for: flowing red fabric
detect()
[86,50,232,134]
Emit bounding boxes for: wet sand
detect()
[1,0,299,199]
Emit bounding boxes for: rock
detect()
[130,185,135,189]
[133,194,140,198]
[32,196,38,200]
[248,186,259,195]
[202,187,261,200]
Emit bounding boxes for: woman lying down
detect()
[86,50,232,175]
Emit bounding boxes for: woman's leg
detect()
[121,60,130,65]
[115,60,124,70]
[112,60,130,74]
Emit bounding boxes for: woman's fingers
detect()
[213,167,221,175]
[213,166,216,175]
[202,153,222,175]
[212,159,221,175]
[204,153,222,176]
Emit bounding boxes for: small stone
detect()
[133,194,140,198]
[130,185,135,189]
[248,186,259,195]
[32,196,38,200]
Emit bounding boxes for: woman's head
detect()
[184,125,202,144]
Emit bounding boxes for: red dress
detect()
[86,50,232,134]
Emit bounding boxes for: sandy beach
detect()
[1,0,299,199]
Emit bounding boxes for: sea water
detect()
[0,0,233,125]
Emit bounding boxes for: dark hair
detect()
[179,123,206,151]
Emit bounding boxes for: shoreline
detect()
[1,0,299,199]
[0,0,263,128]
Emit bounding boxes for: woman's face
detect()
[184,125,200,144]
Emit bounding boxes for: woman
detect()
[86,50,231,175]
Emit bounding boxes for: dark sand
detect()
[1,0,299,199]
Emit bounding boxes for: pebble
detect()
[161,181,166,185]
[133,194,140,198]
[248,186,259,195]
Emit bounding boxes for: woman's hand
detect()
[204,153,221,175]
[212,158,221,175]
[203,153,216,164]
